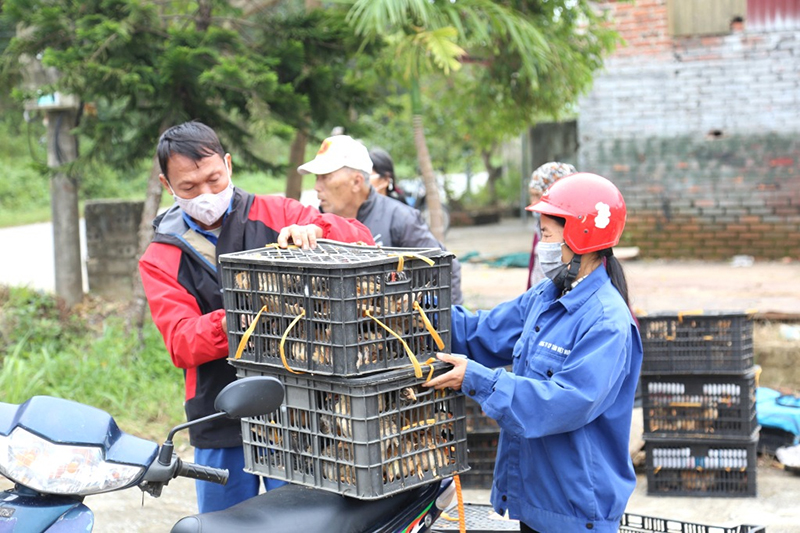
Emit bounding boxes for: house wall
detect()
[577,0,800,259]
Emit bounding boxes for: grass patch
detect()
[0,286,185,441]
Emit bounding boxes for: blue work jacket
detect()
[455,266,643,533]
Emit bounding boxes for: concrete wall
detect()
[84,200,143,299]
[577,0,800,259]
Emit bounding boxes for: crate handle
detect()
[233,305,269,360]
[413,300,445,350]
[279,309,307,375]
[365,309,424,379]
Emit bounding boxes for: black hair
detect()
[599,249,630,306]
[369,147,394,179]
[550,215,630,305]
[157,121,226,181]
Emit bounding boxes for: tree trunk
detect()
[410,79,445,243]
[285,129,307,201]
[196,0,212,31]
[131,153,165,335]
[480,147,503,208]
[46,109,83,308]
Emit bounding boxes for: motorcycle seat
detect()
[170,482,436,533]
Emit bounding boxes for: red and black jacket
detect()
[139,188,374,448]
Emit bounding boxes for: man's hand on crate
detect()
[277,224,323,250]
[423,353,467,391]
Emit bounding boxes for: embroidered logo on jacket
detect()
[538,340,571,355]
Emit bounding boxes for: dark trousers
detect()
[520,523,540,533]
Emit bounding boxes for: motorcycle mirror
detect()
[214,376,284,419]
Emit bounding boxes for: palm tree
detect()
[344,0,553,242]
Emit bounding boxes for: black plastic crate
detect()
[432,506,765,532]
[459,429,499,489]
[637,312,754,374]
[758,425,798,456]
[220,240,453,377]
[234,360,469,500]
[465,401,500,433]
[642,370,757,438]
[645,432,758,497]
[620,513,765,533]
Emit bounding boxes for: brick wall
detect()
[579,134,800,259]
[578,1,800,259]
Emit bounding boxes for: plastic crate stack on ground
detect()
[637,311,760,497]
[459,401,501,489]
[218,240,470,500]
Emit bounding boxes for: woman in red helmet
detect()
[425,173,643,533]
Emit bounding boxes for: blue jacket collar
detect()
[559,266,611,313]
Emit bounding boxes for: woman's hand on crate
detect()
[423,353,467,391]
[278,224,323,250]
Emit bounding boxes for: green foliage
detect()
[0,286,184,435]
[343,0,622,205]
[0,116,50,214]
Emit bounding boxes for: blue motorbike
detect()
[0,376,458,532]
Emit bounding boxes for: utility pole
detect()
[20,51,84,307]
[45,105,82,307]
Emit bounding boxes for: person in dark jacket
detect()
[138,121,374,514]
[368,147,408,205]
[299,135,464,305]
[424,173,643,533]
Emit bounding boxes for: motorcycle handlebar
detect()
[176,459,229,485]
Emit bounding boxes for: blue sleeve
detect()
[451,293,530,368]
[463,317,633,438]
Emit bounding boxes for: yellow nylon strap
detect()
[413,301,445,350]
[364,310,422,378]
[387,252,435,272]
[439,475,466,532]
[421,357,437,382]
[279,310,306,374]
[234,305,268,360]
[263,242,299,256]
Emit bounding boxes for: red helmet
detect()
[526,173,626,254]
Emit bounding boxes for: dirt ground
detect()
[3,217,800,532]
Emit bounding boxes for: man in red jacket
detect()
[138,121,374,513]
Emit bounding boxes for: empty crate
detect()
[234,360,469,500]
[220,240,453,376]
[645,432,758,497]
[642,370,758,438]
[638,312,754,374]
[620,514,765,533]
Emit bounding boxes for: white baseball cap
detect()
[298,135,373,175]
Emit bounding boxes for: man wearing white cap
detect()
[299,135,464,304]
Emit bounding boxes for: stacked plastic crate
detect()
[638,311,759,497]
[218,240,470,500]
[459,401,500,489]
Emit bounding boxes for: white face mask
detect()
[170,177,234,227]
[538,241,566,280]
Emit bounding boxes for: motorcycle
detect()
[0,376,458,533]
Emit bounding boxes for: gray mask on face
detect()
[538,241,566,280]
